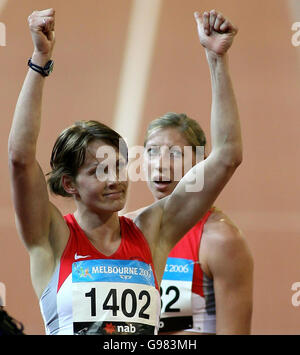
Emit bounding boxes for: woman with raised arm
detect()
[8,9,242,335]
[127,10,253,335]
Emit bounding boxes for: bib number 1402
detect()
[85,287,151,319]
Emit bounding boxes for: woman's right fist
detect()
[28,9,55,56]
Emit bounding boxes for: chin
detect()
[150,183,174,201]
[154,190,169,200]
[114,204,126,212]
[112,198,127,212]
[94,198,127,214]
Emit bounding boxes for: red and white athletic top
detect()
[159,210,216,334]
[39,214,160,335]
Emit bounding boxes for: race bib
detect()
[159,257,194,332]
[72,259,159,335]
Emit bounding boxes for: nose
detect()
[149,146,173,179]
[106,179,119,190]
[105,169,121,191]
[107,164,128,185]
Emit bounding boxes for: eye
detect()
[117,160,127,171]
[95,163,109,177]
[147,146,160,157]
[88,168,97,175]
[169,149,183,158]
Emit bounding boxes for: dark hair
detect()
[144,112,206,152]
[47,120,128,197]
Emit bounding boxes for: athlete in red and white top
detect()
[40,213,160,334]
[126,10,253,335]
[9,9,243,334]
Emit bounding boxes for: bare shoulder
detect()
[123,206,147,221]
[124,198,165,228]
[203,207,242,239]
[204,207,244,243]
[124,200,166,255]
[201,207,253,276]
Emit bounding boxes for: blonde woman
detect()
[127,11,253,335]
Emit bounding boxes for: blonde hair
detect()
[144,112,206,152]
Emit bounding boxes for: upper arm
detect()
[9,158,66,253]
[204,219,253,334]
[123,207,146,220]
[9,158,70,297]
[160,151,239,248]
[126,201,170,284]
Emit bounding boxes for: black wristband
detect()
[28,58,54,77]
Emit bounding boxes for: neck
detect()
[74,206,121,243]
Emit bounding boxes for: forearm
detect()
[8,52,50,163]
[207,52,242,166]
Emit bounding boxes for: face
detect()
[71,140,128,213]
[144,127,197,200]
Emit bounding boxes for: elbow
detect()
[226,141,243,168]
[230,151,243,169]
[8,135,37,167]
[225,157,242,174]
[8,154,26,169]
[8,147,36,168]
[216,146,243,170]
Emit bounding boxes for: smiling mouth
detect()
[153,181,172,190]
[103,191,124,198]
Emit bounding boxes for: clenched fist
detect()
[28,8,55,57]
[194,10,238,56]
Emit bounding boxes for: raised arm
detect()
[8,9,67,296]
[137,11,242,258]
[200,11,241,164]
[9,9,56,165]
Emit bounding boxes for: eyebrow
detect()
[87,161,99,167]
[83,161,99,170]
[85,156,127,169]
[146,144,183,149]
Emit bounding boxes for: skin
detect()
[128,127,253,335]
[126,10,253,335]
[8,8,243,332]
